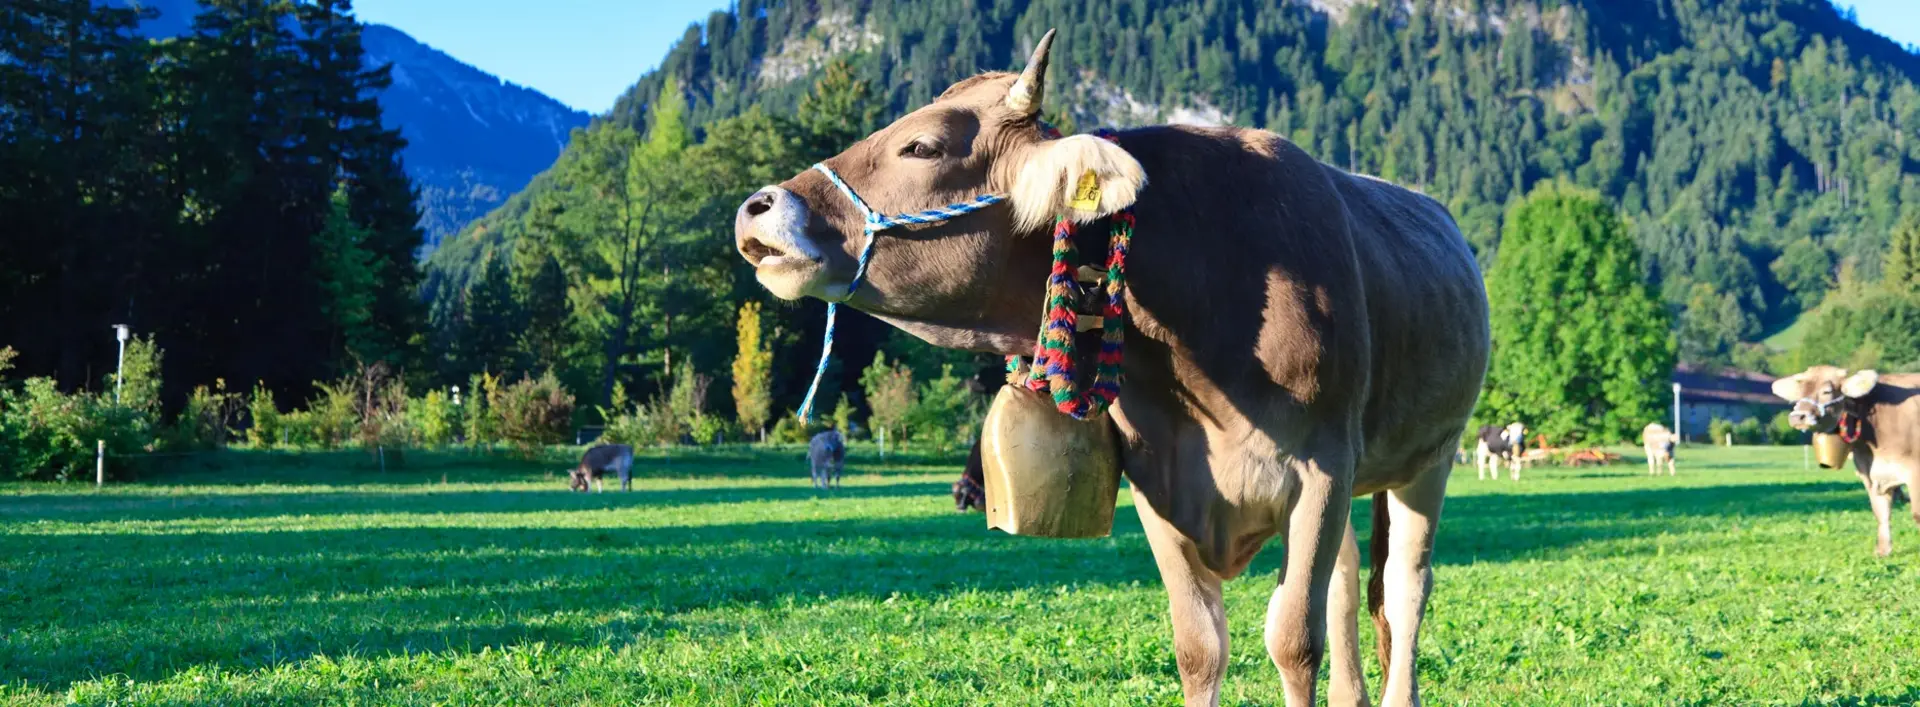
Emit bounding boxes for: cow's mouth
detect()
[740,237,787,267]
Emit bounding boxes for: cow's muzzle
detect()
[735,186,834,300]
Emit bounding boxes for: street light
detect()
[451,385,461,406]
[111,324,131,404]
[1671,381,1682,444]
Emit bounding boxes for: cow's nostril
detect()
[743,191,776,218]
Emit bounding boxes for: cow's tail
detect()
[1367,491,1392,673]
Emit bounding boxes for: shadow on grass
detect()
[0,481,959,523]
[111,446,968,487]
[0,477,1873,690]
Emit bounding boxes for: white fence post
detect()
[95,440,105,488]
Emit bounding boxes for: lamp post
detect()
[1671,381,1682,444]
[451,385,461,406]
[112,324,131,404]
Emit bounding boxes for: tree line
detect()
[0,0,423,405]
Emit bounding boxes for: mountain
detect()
[437,0,1920,371]
[119,0,589,253]
[357,25,590,252]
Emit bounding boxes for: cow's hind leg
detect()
[1134,488,1228,706]
[1327,513,1372,707]
[1377,460,1449,707]
[1869,485,1895,557]
[1265,451,1352,706]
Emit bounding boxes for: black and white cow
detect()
[1475,422,1526,481]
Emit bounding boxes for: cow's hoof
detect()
[1876,545,1892,558]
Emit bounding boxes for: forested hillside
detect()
[116,0,591,251]
[432,0,1920,385]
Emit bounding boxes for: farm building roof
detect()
[1673,363,1788,408]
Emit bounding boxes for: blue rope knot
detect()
[796,163,1009,422]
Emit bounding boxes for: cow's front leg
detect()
[1379,460,1448,707]
[1135,488,1228,706]
[1266,454,1352,706]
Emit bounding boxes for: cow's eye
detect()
[902,141,944,160]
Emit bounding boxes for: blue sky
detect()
[356,0,1920,116]
[354,0,729,114]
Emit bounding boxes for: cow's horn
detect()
[1005,28,1056,116]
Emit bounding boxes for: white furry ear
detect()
[1009,135,1145,233]
[1842,370,1879,398]
[1770,374,1807,401]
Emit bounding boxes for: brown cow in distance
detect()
[733,30,1489,707]
[1773,366,1920,557]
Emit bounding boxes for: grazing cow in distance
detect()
[733,29,1491,706]
[1642,422,1677,476]
[954,435,986,511]
[1475,422,1526,481]
[808,429,846,490]
[570,443,634,493]
[1773,366,1920,557]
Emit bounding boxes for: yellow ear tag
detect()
[1068,170,1102,211]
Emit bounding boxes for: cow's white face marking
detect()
[737,185,832,301]
[1502,422,1525,448]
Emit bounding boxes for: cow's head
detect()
[733,29,1145,353]
[1503,422,1526,448]
[1770,365,1879,432]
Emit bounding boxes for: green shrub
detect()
[1769,411,1806,446]
[462,372,500,447]
[830,394,854,438]
[0,377,151,481]
[769,412,829,445]
[1707,418,1735,446]
[165,379,242,451]
[113,334,164,416]
[311,380,360,450]
[278,409,321,448]
[246,382,282,448]
[690,414,738,445]
[493,372,573,455]
[907,364,976,453]
[412,390,455,448]
[1732,417,1765,446]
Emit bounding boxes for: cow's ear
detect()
[1770,373,1806,401]
[1842,370,1879,398]
[1009,135,1146,232]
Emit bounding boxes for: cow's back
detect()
[1112,125,1489,503]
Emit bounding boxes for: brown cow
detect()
[733,30,1488,706]
[1773,366,1920,557]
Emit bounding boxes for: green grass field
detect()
[3,445,1918,705]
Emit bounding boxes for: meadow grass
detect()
[2,444,1917,705]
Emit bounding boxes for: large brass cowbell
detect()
[979,385,1123,538]
[1811,432,1850,469]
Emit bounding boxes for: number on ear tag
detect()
[1068,170,1102,211]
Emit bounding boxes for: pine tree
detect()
[1887,211,1920,294]
[455,253,522,378]
[313,185,380,366]
[731,301,773,439]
